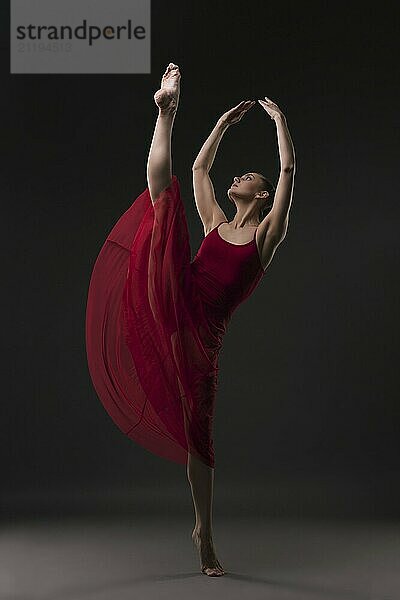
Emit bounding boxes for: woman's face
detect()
[228,172,264,201]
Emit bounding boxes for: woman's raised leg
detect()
[147,63,224,576]
[187,453,225,576]
[146,63,181,205]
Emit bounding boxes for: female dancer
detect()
[85,62,295,577]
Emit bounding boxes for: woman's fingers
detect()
[234,99,255,109]
[258,99,276,109]
[240,100,255,113]
[262,97,280,110]
[224,100,256,124]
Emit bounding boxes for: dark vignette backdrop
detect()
[1,1,399,518]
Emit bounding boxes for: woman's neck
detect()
[230,216,260,229]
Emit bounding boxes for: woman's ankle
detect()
[158,108,177,120]
[193,525,213,540]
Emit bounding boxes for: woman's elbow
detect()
[282,164,295,173]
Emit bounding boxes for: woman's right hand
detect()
[219,100,255,126]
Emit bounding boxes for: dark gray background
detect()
[2,1,399,518]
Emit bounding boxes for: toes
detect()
[168,63,180,73]
[202,566,225,576]
[162,63,180,80]
[201,560,225,576]
[163,64,173,77]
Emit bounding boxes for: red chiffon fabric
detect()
[85,176,264,468]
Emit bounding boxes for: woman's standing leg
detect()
[147,63,180,205]
[187,454,225,576]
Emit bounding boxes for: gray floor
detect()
[2,514,400,600]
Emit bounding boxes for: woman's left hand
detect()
[258,97,285,120]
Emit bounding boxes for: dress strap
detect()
[211,220,228,234]
[217,220,228,227]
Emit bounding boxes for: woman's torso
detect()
[190,221,265,322]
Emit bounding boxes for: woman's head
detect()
[257,174,276,220]
[227,172,275,222]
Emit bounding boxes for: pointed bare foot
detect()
[153,62,181,114]
[192,528,225,576]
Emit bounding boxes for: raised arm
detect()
[192,101,255,234]
[258,97,296,238]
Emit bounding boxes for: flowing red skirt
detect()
[85,176,219,468]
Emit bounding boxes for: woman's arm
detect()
[275,112,295,171]
[192,101,255,232]
[192,100,255,171]
[270,113,295,234]
[258,98,296,236]
[192,118,229,172]
[192,119,229,232]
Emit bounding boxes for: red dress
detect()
[85,176,265,468]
